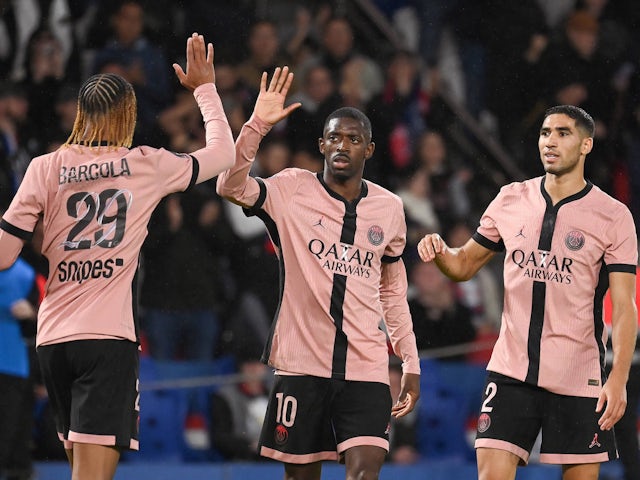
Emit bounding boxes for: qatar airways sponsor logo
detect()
[56,258,124,284]
[511,249,573,284]
[59,158,131,185]
[308,238,373,278]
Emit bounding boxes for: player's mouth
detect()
[332,154,350,168]
[544,151,559,161]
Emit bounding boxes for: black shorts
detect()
[475,371,617,465]
[259,375,392,464]
[37,339,140,450]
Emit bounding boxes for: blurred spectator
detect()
[445,221,501,364]
[286,62,342,155]
[91,0,172,144]
[0,82,31,205]
[408,260,476,358]
[140,184,236,361]
[22,28,69,154]
[0,0,74,82]
[208,351,271,461]
[315,16,383,100]
[236,20,290,95]
[387,357,420,464]
[367,49,431,189]
[214,60,254,137]
[395,166,441,249]
[411,130,472,234]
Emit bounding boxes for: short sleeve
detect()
[382,201,406,263]
[474,190,506,252]
[2,160,45,238]
[604,205,638,272]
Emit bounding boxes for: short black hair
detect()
[323,107,372,142]
[544,105,595,137]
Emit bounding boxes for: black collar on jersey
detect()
[316,171,368,207]
[540,177,593,210]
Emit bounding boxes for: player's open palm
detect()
[254,66,301,126]
[173,32,215,91]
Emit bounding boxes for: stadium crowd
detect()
[1,0,639,478]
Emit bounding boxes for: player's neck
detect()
[323,174,363,202]
[544,172,587,205]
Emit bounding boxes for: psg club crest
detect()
[477,413,491,433]
[367,225,384,246]
[565,230,585,251]
[274,425,288,446]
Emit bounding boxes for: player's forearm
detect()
[609,305,638,384]
[381,260,420,374]
[190,83,235,183]
[216,115,270,206]
[0,229,24,271]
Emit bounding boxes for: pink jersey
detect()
[474,177,637,397]
[0,84,234,347]
[217,116,420,384]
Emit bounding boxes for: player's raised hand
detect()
[173,32,215,91]
[253,66,301,126]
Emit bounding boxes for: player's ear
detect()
[581,137,593,156]
[365,141,375,160]
[318,137,325,154]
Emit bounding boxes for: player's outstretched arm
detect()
[173,33,234,184]
[216,67,301,208]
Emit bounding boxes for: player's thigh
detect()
[331,380,392,456]
[561,463,600,480]
[39,339,140,450]
[474,372,543,465]
[540,392,616,464]
[260,375,337,463]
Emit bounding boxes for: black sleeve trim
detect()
[606,264,637,274]
[242,178,267,217]
[186,155,200,191]
[0,219,33,241]
[472,232,504,252]
[382,254,401,264]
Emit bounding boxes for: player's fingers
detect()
[206,43,214,65]
[185,36,194,65]
[260,71,268,92]
[282,102,302,117]
[173,64,186,83]
[194,34,205,61]
[268,67,282,92]
[276,66,289,91]
[281,71,295,95]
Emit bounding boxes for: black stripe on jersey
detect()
[0,219,33,241]
[186,154,200,190]
[331,200,361,379]
[526,188,558,384]
[330,274,348,379]
[593,261,609,385]
[472,232,505,252]
[382,254,401,263]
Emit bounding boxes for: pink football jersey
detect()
[474,177,637,397]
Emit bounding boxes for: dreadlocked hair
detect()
[65,73,137,149]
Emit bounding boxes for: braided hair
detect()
[65,73,137,149]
